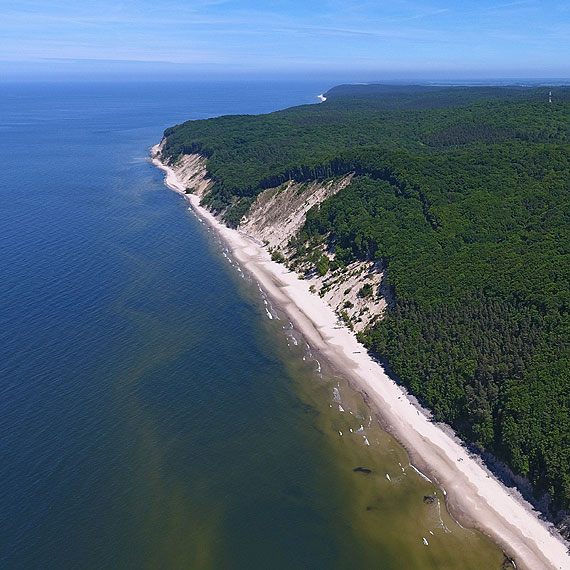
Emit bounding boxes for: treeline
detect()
[302,167,569,500]
[161,86,570,225]
[301,145,570,504]
[367,293,569,501]
[161,85,570,509]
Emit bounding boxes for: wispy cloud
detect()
[490,0,536,9]
[2,0,569,77]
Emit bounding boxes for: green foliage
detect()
[306,144,570,506]
[317,254,330,276]
[222,197,254,228]
[358,284,374,298]
[339,310,353,330]
[163,86,570,215]
[271,249,286,263]
[162,85,570,508]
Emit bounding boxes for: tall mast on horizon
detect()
[549,90,552,103]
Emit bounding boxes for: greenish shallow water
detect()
[0,80,510,569]
[229,280,511,570]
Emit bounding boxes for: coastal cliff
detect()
[152,136,570,570]
[153,85,570,566]
[152,143,390,334]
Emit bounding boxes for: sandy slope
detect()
[151,149,570,570]
[240,176,352,250]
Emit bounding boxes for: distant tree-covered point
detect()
[161,85,570,512]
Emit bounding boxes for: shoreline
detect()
[151,148,570,570]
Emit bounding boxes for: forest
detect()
[161,85,570,510]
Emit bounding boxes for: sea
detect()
[0,80,509,569]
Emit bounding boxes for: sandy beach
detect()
[152,149,570,570]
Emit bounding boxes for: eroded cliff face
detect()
[156,145,390,333]
[305,260,391,333]
[153,146,213,198]
[238,175,390,332]
[239,176,353,250]
[171,154,212,198]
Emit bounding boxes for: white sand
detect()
[152,150,570,570]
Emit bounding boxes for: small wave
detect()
[436,499,452,533]
[332,387,341,403]
[409,464,432,483]
[284,331,299,348]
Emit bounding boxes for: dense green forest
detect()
[161,85,570,510]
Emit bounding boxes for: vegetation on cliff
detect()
[161,85,570,509]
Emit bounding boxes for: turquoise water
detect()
[0,80,508,569]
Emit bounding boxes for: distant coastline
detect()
[151,143,570,570]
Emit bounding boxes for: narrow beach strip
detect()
[152,151,570,570]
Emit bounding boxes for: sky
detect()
[2,0,570,80]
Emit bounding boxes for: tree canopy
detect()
[162,85,570,510]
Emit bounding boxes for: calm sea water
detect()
[0,80,508,569]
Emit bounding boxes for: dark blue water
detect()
[0,80,333,569]
[0,80,506,570]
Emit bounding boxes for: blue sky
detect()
[2,0,570,79]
